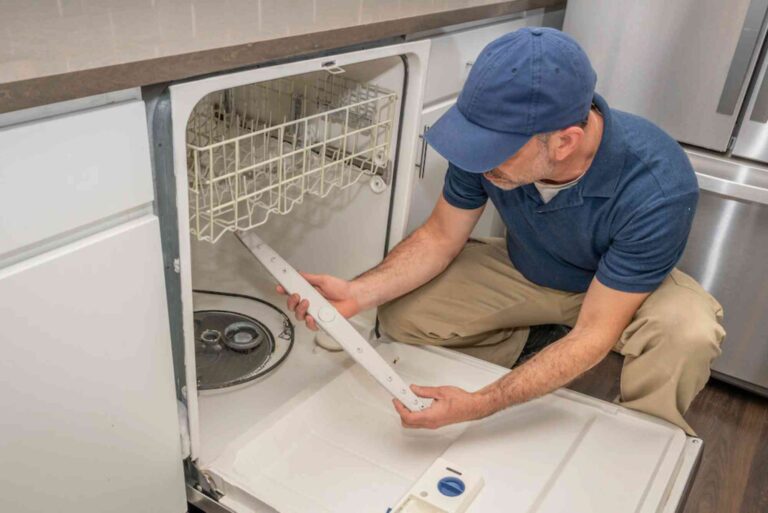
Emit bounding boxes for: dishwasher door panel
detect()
[678,150,768,393]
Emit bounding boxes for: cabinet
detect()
[407,101,505,238]
[406,18,539,239]
[0,96,185,513]
[421,17,533,108]
[0,216,185,513]
[0,101,154,256]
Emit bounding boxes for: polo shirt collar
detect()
[580,94,626,198]
[520,94,625,208]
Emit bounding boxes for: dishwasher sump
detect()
[193,291,294,392]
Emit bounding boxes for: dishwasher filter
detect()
[193,292,294,390]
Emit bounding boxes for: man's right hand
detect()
[277,272,362,331]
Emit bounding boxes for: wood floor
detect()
[568,353,768,513]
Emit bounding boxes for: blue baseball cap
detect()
[424,27,597,173]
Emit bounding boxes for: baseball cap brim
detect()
[424,103,531,173]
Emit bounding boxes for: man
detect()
[282,27,725,435]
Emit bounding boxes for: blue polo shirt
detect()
[442,94,699,293]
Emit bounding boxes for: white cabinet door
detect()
[0,100,155,256]
[406,101,504,238]
[0,216,186,513]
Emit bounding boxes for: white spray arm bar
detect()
[237,233,429,412]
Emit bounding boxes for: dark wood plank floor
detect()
[568,353,768,513]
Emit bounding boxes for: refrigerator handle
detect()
[716,0,768,115]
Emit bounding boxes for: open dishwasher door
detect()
[203,343,700,513]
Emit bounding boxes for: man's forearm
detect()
[352,224,460,310]
[474,327,613,416]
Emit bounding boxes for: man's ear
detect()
[551,127,584,161]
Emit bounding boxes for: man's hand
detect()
[392,385,490,429]
[277,273,362,331]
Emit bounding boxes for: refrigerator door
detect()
[678,149,768,394]
[733,36,768,161]
[563,0,768,152]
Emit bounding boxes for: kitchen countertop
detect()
[0,0,563,114]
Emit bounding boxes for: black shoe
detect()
[515,324,572,367]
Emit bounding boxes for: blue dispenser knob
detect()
[437,476,466,497]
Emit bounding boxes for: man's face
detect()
[483,136,555,190]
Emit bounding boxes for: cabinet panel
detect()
[0,100,154,256]
[407,101,504,238]
[0,216,185,513]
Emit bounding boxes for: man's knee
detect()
[376,298,401,334]
[631,307,724,367]
[377,296,424,344]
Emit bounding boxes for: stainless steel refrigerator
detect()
[564,0,768,395]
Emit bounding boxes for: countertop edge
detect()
[0,0,563,114]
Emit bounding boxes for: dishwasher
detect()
[149,40,702,513]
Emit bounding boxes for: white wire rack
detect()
[186,72,398,243]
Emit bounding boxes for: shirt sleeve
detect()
[596,192,698,293]
[442,163,488,209]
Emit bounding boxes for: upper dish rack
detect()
[186,72,398,243]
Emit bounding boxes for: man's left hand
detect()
[393,385,490,429]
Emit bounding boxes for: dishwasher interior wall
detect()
[187,55,407,474]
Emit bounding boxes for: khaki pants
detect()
[378,238,725,435]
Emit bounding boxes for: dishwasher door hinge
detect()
[189,461,224,501]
